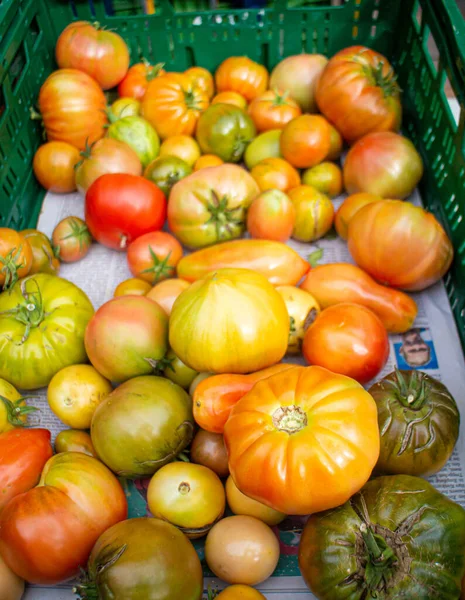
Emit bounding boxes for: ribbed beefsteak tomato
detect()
[224,366,380,515]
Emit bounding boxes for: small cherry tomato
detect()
[114,278,152,297]
[52,217,92,263]
[190,429,229,478]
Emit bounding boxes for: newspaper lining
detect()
[23,182,465,599]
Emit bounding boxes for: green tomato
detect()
[0,274,94,390]
[299,475,465,600]
[75,518,203,600]
[107,116,160,168]
[244,129,282,169]
[163,349,198,389]
[91,376,194,478]
[196,103,256,162]
[144,155,192,197]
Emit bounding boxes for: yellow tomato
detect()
[169,268,289,374]
[302,162,343,198]
[288,185,334,242]
[110,97,140,118]
[0,378,35,433]
[215,585,266,599]
[55,429,97,457]
[276,286,320,354]
[114,277,152,297]
[47,364,112,429]
[159,135,201,167]
[226,476,286,526]
[147,462,225,538]
[194,154,224,171]
[212,91,248,110]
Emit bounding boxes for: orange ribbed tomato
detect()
[215,57,268,101]
[141,73,209,139]
[224,365,380,515]
[248,89,301,132]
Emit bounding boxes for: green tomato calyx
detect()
[360,522,398,595]
[0,394,38,426]
[393,369,429,410]
[207,191,244,241]
[273,405,307,434]
[74,544,128,599]
[140,247,175,284]
[0,277,46,343]
[364,60,400,99]
[0,244,26,290]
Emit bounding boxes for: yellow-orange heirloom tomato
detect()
[224,365,380,515]
[169,268,289,374]
[215,585,266,599]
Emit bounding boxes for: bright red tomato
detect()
[0,452,127,584]
[127,231,183,284]
[85,174,167,250]
[0,429,53,512]
[303,303,389,384]
[55,21,129,90]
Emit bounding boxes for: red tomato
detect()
[280,115,331,169]
[127,231,183,284]
[343,131,424,199]
[0,452,127,584]
[248,89,301,132]
[118,61,165,100]
[85,174,167,250]
[55,21,129,90]
[247,189,295,242]
[0,429,53,512]
[316,46,402,143]
[215,57,268,102]
[38,69,107,151]
[303,304,389,384]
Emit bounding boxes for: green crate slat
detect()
[1,0,465,347]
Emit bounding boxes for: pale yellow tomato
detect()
[159,135,201,167]
[114,278,152,297]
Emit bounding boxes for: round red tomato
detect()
[85,174,167,250]
[127,231,183,284]
[316,45,402,143]
[55,21,129,90]
[248,89,301,132]
[118,61,165,100]
[303,304,389,384]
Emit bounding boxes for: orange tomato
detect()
[224,365,380,515]
[193,363,296,434]
[114,278,152,297]
[302,162,343,198]
[33,142,79,193]
[250,157,300,193]
[334,192,382,240]
[280,115,331,168]
[211,91,248,110]
[0,229,32,288]
[215,57,268,102]
[159,135,201,167]
[146,278,190,315]
[184,66,215,99]
[248,89,301,132]
[141,73,209,139]
[118,61,165,100]
[127,231,183,284]
[288,185,334,242]
[246,189,295,242]
[327,124,343,161]
[193,154,224,170]
[215,585,266,600]
[303,304,390,383]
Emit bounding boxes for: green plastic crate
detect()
[1,0,465,349]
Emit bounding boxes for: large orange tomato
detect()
[280,115,331,168]
[169,269,289,374]
[38,69,107,150]
[141,73,209,139]
[250,157,300,193]
[215,57,268,102]
[185,66,215,99]
[0,229,32,288]
[247,189,295,242]
[127,231,183,284]
[55,21,129,90]
[316,46,402,143]
[118,61,165,100]
[0,452,127,584]
[348,200,453,291]
[288,185,334,242]
[248,89,301,132]
[33,142,79,193]
[343,131,424,199]
[224,366,380,515]
[334,192,381,239]
[303,303,389,383]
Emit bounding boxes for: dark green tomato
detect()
[299,475,465,600]
[91,376,194,478]
[196,103,256,162]
[163,349,198,389]
[75,517,203,600]
[368,370,459,476]
[144,155,192,197]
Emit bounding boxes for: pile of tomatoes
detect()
[0,20,464,600]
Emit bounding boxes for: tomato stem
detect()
[146,62,165,81]
[272,405,308,434]
[0,395,38,427]
[364,60,400,98]
[360,523,397,593]
[0,277,45,343]
[393,369,428,410]
[0,244,26,290]
[140,247,175,284]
